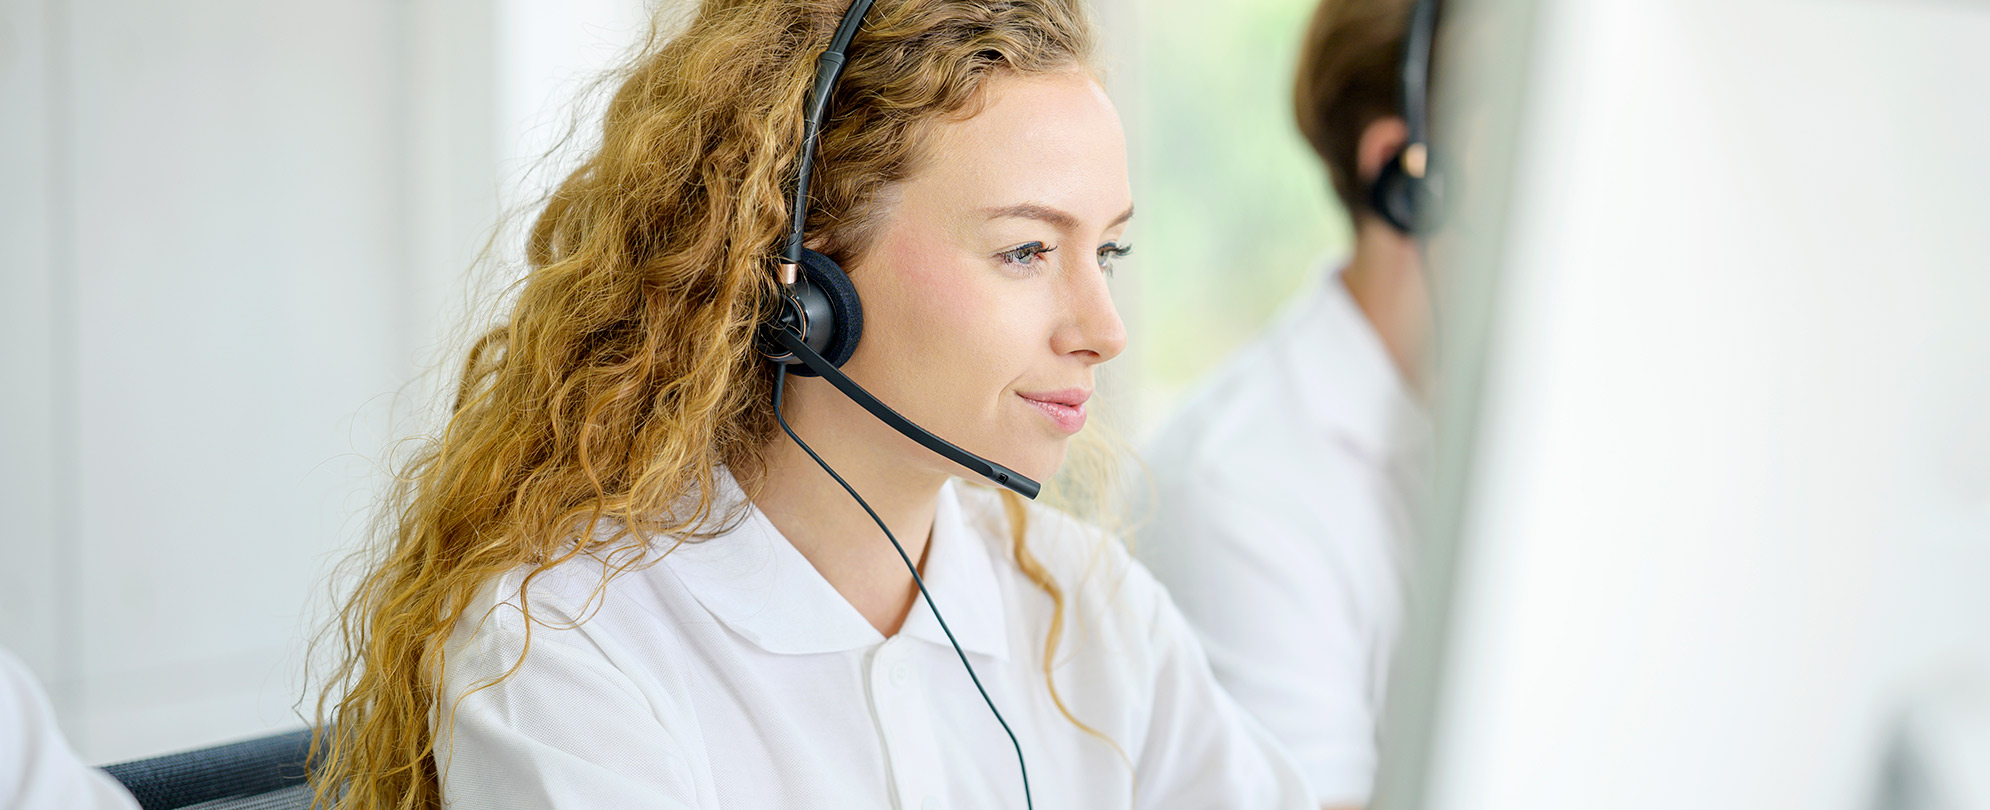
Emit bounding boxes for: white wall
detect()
[0,0,497,762]
[495,0,655,211]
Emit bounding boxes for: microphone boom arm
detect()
[769,326,1042,500]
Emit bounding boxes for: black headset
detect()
[1368,0,1445,235]
[757,2,1037,807]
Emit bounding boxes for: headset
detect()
[1368,0,1446,235]
[757,1,1037,806]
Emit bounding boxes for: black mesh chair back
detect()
[100,728,316,810]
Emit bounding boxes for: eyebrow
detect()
[982,202,1136,232]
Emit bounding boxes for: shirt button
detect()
[890,662,911,687]
[921,797,940,810]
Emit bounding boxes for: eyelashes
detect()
[1096,242,1132,275]
[997,242,1057,268]
[995,241,1135,275]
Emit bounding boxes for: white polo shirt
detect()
[434,472,1314,809]
[1134,266,1431,806]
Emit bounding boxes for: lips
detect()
[1016,388,1091,434]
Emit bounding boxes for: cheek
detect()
[869,241,1040,404]
[895,252,981,331]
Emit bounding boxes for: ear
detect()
[1357,116,1411,184]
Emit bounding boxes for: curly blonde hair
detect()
[308,1,1112,807]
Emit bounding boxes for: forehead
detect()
[907,69,1130,217]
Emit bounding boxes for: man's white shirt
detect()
[1136,265,1431,806]
[433,470,1315,809]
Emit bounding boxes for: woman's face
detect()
[834,68,1132,484]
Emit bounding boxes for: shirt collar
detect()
[896,481,1009,661]
[658,472,1009,660]
[1280,261,1433,465]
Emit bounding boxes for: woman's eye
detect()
[1096,242,1133,275]
[997,242,1057,269]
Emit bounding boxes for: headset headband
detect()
[1399,0,1440,180]
[781,0,879,283]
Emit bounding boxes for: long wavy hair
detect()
[308,1,1115,807]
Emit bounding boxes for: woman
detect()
[312,1,1313,807]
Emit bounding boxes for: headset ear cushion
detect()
[787,247,865,377]
[1368,154,1421,235]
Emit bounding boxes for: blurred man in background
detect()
[1135,0,1432,806]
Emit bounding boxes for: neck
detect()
[751,374,947,636]
[1340,216,1431,395]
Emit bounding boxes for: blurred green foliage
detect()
[1123,0,1352,425]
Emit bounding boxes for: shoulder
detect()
[1145,338,1308,477]
[1143,286,1356,496]
[446,561,605,683]
[1139,276,1408,517]
[446,526,696,667]
[954,482,1125,581]
[952,482,1171,641]
[459,549,620,631]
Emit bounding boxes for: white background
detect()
[0,0,656,762]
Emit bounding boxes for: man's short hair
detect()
[1294,0,1414,219]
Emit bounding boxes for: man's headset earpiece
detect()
[1370,0,1444,235]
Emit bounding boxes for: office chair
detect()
[101,727,315,810]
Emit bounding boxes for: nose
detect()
[1051,260,1127,364]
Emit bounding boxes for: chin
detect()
[1005,439,1068,487]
